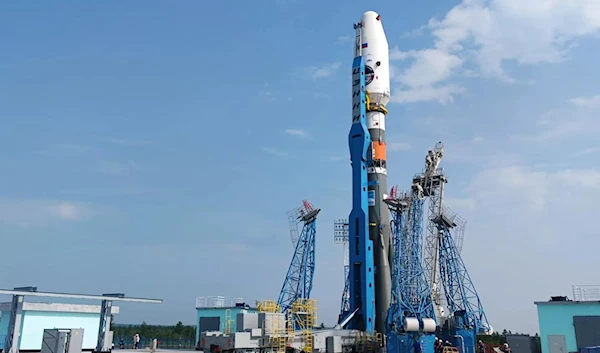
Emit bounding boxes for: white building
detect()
[0,302,119,351]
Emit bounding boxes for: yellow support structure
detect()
[256,300,281,313]
[375,332,384,348]
[223,309,235,334]
[353,330,383,353]
[257,299,287,353]
[291,298,317,353]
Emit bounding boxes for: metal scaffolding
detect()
[333,218,350,320]
[278,200,320,315]
[291,299,317,353]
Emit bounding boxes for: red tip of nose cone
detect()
[376,15,381,21]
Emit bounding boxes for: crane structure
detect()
[333,219,351,322]
[385,185,437,353]
[277,200,321,316]
[418,142,449,322]
[434,206,491,350]
[411,142,491,353]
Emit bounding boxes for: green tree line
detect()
[477,330,540,345]
[112,321,196,343]
[112,319,535,346]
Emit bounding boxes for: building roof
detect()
[0,301,120,314]
[196,306,257,311]
[534,300,600,305]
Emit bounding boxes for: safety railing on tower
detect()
[256,300,281,313]
[291,298,317,353]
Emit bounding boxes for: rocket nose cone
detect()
[361,11,382,25]
[360,10,388,43]
[362,11,380,19]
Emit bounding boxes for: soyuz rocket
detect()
[347,10,392,334]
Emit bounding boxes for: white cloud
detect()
[284,129,309,138]
[436,139,521,166]
[510,101,599,143]
[570,146,600,158]
[261,147,287,157]
[101,137,150,146]
[449,165,600,333]
[445,197,477,212]
[34,143,91,156]
[258,82,277,102]
[336,35,352,44]
[328,155,348,162]
[391,0,600,103]
[392,84,465,104]
[390,48,465,104]
[395,49,463,87]
[467,165,600,211]
[307,62,341,79]
[388,142,412,151]
[526,118,586,142]
[569,94,600,108]
[0,199,95,227]
[49,202,81,220]
[97,160,140,175]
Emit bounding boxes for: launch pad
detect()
[194,9,492,353]
[337,10,492,353]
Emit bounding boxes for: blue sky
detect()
[1,0,599,335]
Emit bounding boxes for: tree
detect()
[174,321,184,335]
[139,321,150,337]
[112,321,197,348]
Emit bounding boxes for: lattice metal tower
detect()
[385,185,435,330]
[435,206,490,333]
[415,142,448,322]
[333,219,350,321]
[451,206,466,254]
[278,200,321,315]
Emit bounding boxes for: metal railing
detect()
[196,296,244,308]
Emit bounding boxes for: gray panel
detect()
[199,317,221,332]
[506,335,534,353]
[41,330,67,353]
[67,329,84,353]
[41,329,85,353]
[548,335,566,353]
[574,316,600,350]
[237,312,258,331]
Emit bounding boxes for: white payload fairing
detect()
[358,11,391,110]
[357,11,393,334]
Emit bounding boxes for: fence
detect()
[0,335,196,351]
[113,337,197,350]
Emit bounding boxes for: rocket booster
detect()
[359,11,393,334]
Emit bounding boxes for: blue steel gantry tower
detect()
[385,185,437,353]
[417,142,492,353]
[277,200,320,315]
[434,207,492,353]
[344,21,376,333]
